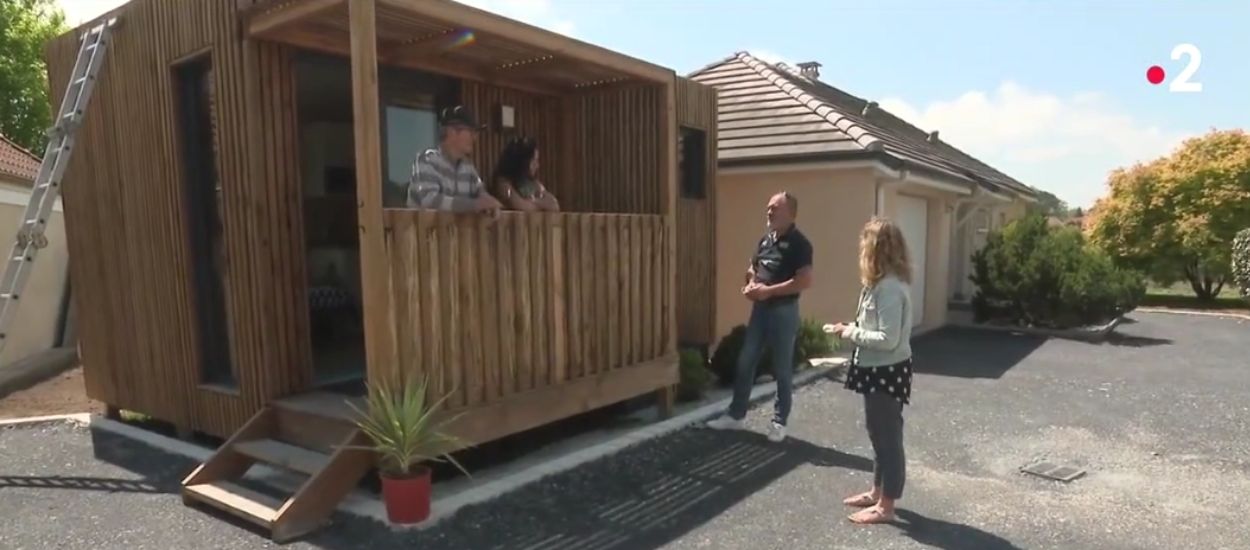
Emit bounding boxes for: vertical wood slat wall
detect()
[460,82,566,201]
[43,0,310,438]
[564,86,665,215]
[381,211,667,413]
[675,77,718,347]
[461,82,666,218]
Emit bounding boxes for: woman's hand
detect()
[823,322,853,338]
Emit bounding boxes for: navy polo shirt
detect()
[751,224,813,304]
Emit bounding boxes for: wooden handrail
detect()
[377,209,669,410]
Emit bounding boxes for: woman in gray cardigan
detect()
[826,217,914,525]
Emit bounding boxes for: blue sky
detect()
[461,0,1250,208]
[61,0,1250,208]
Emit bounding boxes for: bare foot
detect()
[848,505,895,524]
[842,491,878,507]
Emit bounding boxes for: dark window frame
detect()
[678,125,707,200]
[173,53,236,387]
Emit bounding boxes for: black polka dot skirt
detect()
[843,359,913,405]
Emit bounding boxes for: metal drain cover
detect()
[1020,461,1086,482]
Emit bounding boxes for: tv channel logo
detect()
[1147,44,1202,92]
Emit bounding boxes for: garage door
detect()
[895,195,927,326]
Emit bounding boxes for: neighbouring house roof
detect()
[689,52,1037,200]
[0,134,40,185]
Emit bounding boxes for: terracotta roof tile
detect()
[0,134,41,184]
[690,52,1037,200]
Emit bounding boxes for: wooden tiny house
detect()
[44,0,716,540]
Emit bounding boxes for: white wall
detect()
[0,178,70,366]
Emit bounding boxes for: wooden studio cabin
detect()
[43,0,718,541]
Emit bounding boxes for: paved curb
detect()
[949,315,1124,342]
[0,358,848,534]
[0,347,78,399]
[1134,307,1250,321]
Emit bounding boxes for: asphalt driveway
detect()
[1,311,1246,549]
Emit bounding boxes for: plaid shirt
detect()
[406,147,484,212]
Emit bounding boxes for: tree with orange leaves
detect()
[1086,129,1250,301]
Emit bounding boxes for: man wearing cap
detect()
[407,105,502,215]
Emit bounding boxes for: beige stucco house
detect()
[691,53,1039,342]
[0,134,72,367]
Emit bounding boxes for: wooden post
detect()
[654,75,680,411]
[349,0,395,384]
[663,77,678,355]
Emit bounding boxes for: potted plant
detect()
[346,374,469,525]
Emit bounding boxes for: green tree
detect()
[1087,129,1250,301]
[1,0,68,152]
[1027,189,1069,218]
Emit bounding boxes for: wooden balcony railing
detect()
[381,210,672,410]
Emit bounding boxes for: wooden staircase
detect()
[180,392,375,542]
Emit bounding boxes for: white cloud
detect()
[458,0,577,37]
[56,0,127,26]
[748,49,794,67]
[877,82,1193,207]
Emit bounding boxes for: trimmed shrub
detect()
[677,348,714,402]
[1233,228,1250,300]
[971,214,1145,329]
[708,317,838,387]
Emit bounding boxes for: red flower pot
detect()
[380,466,432,524]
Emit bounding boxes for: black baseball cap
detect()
[439,105,485,130]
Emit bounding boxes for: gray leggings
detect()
[864,392,906,499]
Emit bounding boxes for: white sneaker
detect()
[705,416,745,431]
[767,422,787,442]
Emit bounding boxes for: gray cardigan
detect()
[847,274,914,367]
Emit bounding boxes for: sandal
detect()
[848,506,895,525]
[842,492,878,507]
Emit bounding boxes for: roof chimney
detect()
[861,101,878,116]
[927,130,940,143]
[796,61,822,78]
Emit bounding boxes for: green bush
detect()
[1233,228,1250,300]
[971,214,1145,329]
[708,317,838,387]
[677,348,714,402]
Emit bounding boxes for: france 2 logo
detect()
[1147,44,1202,93]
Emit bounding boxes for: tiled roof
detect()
[689,52,1036,199]
[0,134,40,184]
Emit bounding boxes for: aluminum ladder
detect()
[0,17,118,359]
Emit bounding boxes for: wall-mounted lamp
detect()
[495,103,516,131]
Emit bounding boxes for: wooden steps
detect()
[180,394,376,542]
[184,480,282,527]
[235,439,331,475]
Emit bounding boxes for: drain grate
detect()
[1020,461,1086,482]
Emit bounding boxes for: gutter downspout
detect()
[874,163,908,217]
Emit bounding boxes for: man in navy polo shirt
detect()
[707,191,813,442]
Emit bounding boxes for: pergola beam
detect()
[247,0,344,37]
[264,25,568,96]
[378,0,674,84]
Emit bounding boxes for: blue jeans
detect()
[728,299,800,426]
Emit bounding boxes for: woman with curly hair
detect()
[825,216,915,525]
[492,136,560,212]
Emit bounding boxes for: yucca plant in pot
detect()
[345,374,469,525]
